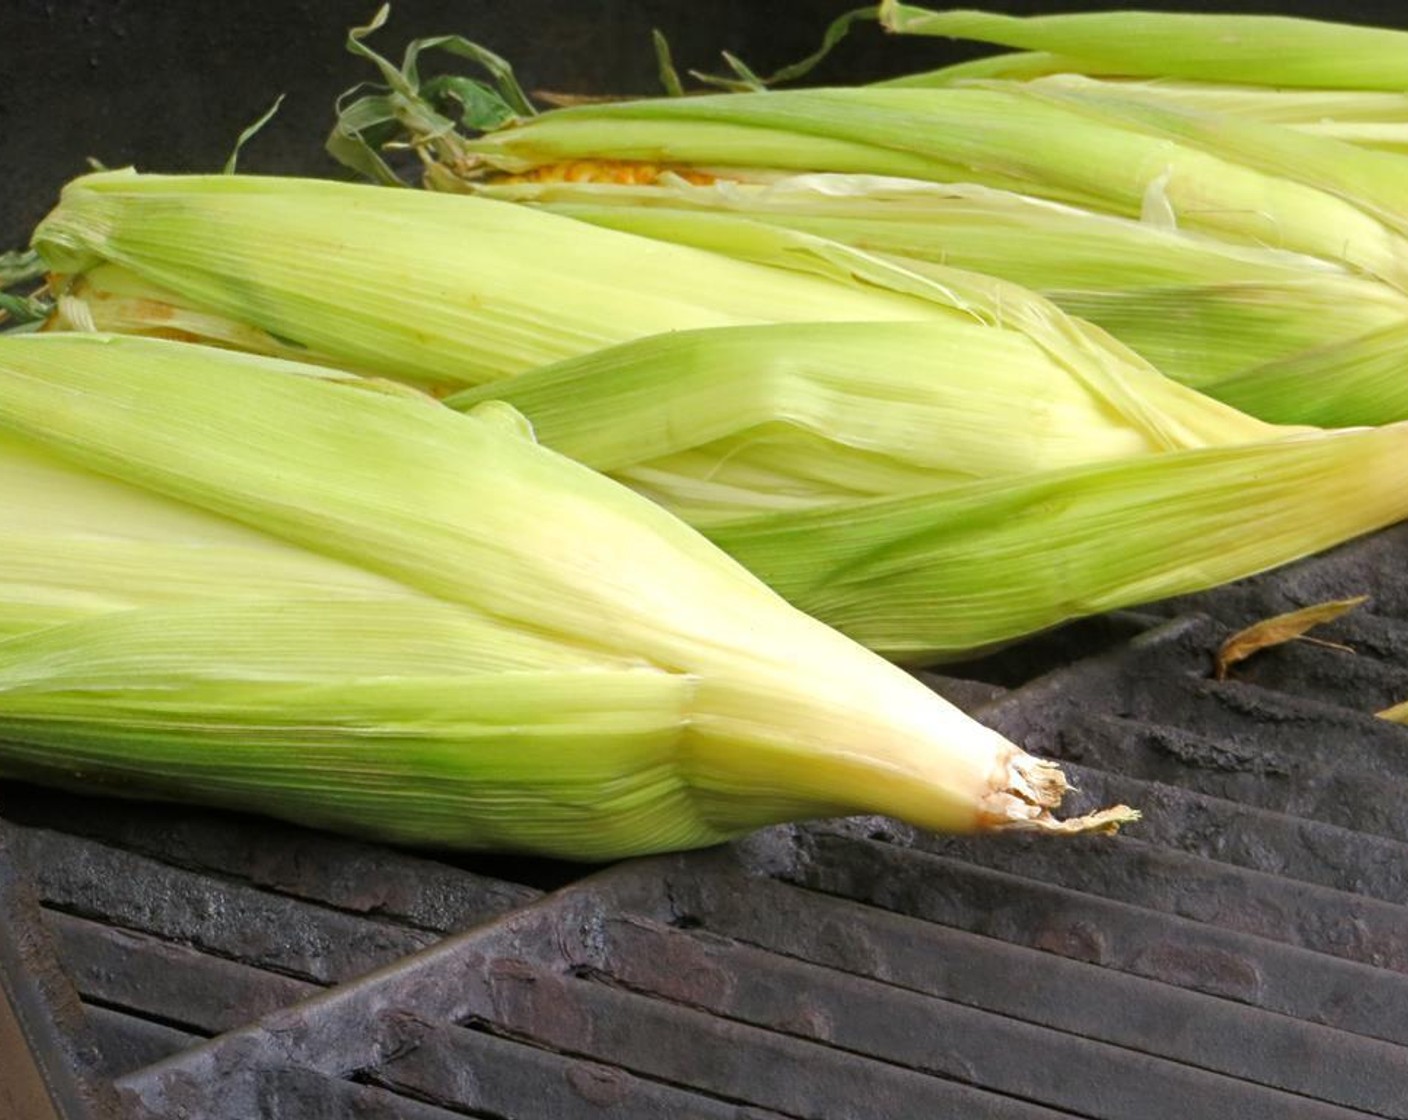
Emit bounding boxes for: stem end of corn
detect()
[1007,752,1069,808]
[989,801,1143,836]
[980,753,1139,834]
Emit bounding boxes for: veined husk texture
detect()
[447,323,1408,661]
[889,73,1408,156]
[32,170,964,393]
[877,6,1408,91]
[469,173,1408,427]
[0,333,1129,858]
[43,167,1310,437]
[448,320,1278,524]
[447,84,1408,289]
[707,424,1408,660]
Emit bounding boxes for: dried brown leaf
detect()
[531,90,637,108]
[1214,595,1368,680]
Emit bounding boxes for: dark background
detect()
[4,1,1408,250]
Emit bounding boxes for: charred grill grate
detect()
[4,526,1408,1118]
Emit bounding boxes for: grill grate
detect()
[4,527,1408,1118]
[0,795,548,1087]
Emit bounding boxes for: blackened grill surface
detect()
[3,528,1408,1118]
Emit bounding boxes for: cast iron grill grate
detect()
[4,525,1408,1118]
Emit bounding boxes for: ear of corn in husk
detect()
[450,195,1305,436]
[446,318,1280,524]
[470,172,1408,425]
[406,82,1408,288]
[438,313,1408,658]
[32,169,960,394]
[0,331,1135,857]
[38,167,1295,438]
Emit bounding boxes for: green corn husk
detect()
[330,13,1408,281]
[1202,320,1408,428]
[972,75,1408,248]
[470,173,1408,424]
[878,50,1080,86]
[1065,83,1408,155]
[872,9,1408,200]
[32,170,958,393]
[0,332,1136,857]
[702,427,1408,661]
[877,6,1408,90]
[40,167,1293,439]
[888,65,1408,154]
[430,85,1408,289]
[446,319,1279,524]
[437,317,1408,658]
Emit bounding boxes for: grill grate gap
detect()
[891,830,1408,971]
[76,994,213,1044]
[1050,767,1408,904]
[649,862,1408,1116]
[771,832,1408,1045]
[82,1004,200,1081]
[562,933,1256,1114]
[458,1017,814,1120]
[347,1066,513,1120]
[0,783,547,935]
[35,898,342,989]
